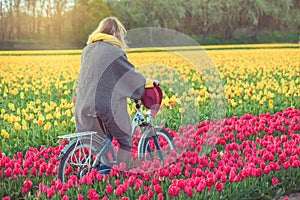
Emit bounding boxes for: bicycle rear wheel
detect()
[57,134,113,183]
[139,127,177,169]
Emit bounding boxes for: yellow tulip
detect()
[38,119,44,126]
[20,92,24,99]
[3,113,9,120]
[1,129,9,139]
[14,122,21,131]
[179,108,185,113]
[251,95,257,101]
[46,113,53,120]
[8,115,14,123]
[62,120,67,127]
[8,103,15,111]
[22,124,27,131]
[44,122,51,131]
[231,101,238,107]
[65,109,71,117]
[269,103,274,109]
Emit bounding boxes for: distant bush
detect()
[257,31,299,43]
[192,31,299,46]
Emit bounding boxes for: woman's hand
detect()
[152,79,160,86]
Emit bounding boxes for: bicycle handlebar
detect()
[134,99,141,109]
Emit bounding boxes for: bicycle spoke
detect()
[140,128,176,170]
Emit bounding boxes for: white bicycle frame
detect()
[131,105,153,136]
[57,101,155,168]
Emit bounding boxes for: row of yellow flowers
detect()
[1,49,299,112]
[0,43,298,55]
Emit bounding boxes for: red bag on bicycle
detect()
[141,84,163,116]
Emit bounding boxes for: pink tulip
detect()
[119,162,127,171]
[4,168,12,178]
[114,179,120,187]
[105,184,113,194]
[196,181,206,193]
[168,185,180,197]
[88,189,99,200]
[115,185,123,197]
[46,188,55,198]
[62,195,69,200]
[184,185,194,197]
[21,178,33,194]
[138,194,149,200]
[215,181,223,192]
[148,189,154,198]
[158,193,164,200]
[154,184,162,194]
[272,177,279,185]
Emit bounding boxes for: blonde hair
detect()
[87,16,127,48]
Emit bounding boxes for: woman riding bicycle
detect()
[75,16,157,170]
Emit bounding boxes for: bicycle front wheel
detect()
[139,127,177,169]
[57,134,112,183]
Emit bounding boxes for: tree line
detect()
[0,0,299,49]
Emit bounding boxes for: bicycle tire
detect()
[139,127,176,167]
[57,134,111,183]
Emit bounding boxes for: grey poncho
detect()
[75,41,146,137]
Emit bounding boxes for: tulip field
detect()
[0,44,299,199]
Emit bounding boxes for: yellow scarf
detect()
[88,33,122,48]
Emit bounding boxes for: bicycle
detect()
[57,99,176,183]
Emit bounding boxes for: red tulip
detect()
[148,189,154,198]
[168,185,180,197]
[184,185,194,197]
[272,177,279,185]
[62,195,69,200]
[46,188,55,199]
[88,189,99,200]
[215,181,223,192]
[4,168,12,178]
[158,193,164,200]
[206,175,215,186]
[138,194,149,200]
[196,181,206,193]
[106,184,113,195]
[134,179,142,191]
[292,160,299,168]
[264,165,271,174]
[154,184,162,194]
[21,178,33,194]
[114,179,120,187]
[115,185,124,197]
[74,194,82,200]
[119,162,127,171]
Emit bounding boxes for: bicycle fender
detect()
[56,139,79,160]
[141,126,156,139]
